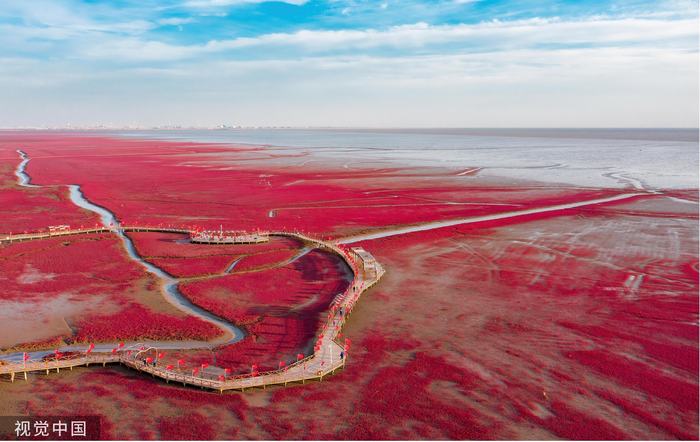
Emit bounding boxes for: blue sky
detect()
[0,0,697,127]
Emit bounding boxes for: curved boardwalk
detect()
[0,228,384,392]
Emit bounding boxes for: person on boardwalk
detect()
[340,351,344,360]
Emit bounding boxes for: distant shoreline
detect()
[0,127,698,143]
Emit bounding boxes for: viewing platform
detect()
[189,230,269,244]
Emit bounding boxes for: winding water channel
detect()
[3,151,247,362]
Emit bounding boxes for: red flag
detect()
[118,342,125,348]
[158,352,165,359]
[251,364,258,372]
[224,368,232,375]
[218,375,225,381]
[146,357,153,364]
[177,359,185,366]
[279,361,286,369]
[201,362,209,369]
[192,367,199,375]
[23,352,30,361]
[297,353,304,360]
[166,365,174,370]
[252,371,259,377]
[111,348,117,354]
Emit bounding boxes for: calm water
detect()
[114,128,699,189]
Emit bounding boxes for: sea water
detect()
[115,128,698,190]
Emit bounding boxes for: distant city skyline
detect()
[0,0,698,128]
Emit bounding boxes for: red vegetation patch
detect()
[568,350,697,412]
[73,303,222,342]
[345,352,491,440]
[595,388,698,440]
[519,400,628,440]
[180,249,349,372]
[158,412,215,440]
[148,255,237,278]
[0,186,98,234]
[0,232,223,347]
[560,321,699,374]
[0,234,143,301]
[351,201,697,439]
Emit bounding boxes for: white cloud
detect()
[0,7,697,127]
[0,1,155,37]
[90,16,695,61]
[83,38,200,61]
[210,16,698,52]
[158,17,196,26]
[2,43,696,127]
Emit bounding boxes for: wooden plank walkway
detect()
[0,229,384,392]
[1,227,270,244]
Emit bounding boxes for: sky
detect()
[0,0,698,128]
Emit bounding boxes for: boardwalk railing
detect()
[1,226,271,244]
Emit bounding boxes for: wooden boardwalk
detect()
[1,226,269,245]
[0,228,384,392]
